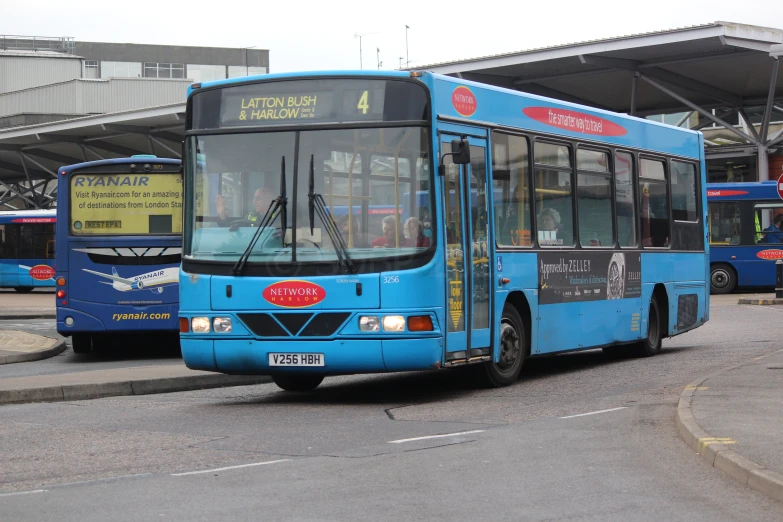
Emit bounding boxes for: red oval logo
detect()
[523,107,627,136]
[756,250,783,260]
[29,264,55,280]
[263,280,325,308]
[452,86,477,117]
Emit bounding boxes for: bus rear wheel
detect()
[272,374,324,392]
[710,263,736,294]
[71,334,93,354]
[476,303,525,388]
[635,297,662,357]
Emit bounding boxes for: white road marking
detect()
[0,489,47,497]
[171,459,290,476]
[560,407,627,419]
[388,430,485,444]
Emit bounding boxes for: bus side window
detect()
[491,131,531,247]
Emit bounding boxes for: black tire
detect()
[71,333,93,354]
[710,263,736,294]
[476,303,526,387]
[14,287,34,293]
[272,374,324,392]
[635,297,662,357]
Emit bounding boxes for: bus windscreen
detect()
[70,172,183,235]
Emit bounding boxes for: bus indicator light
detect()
[407,316,433,332]
[179,317,189,333]
[56,277,66,286]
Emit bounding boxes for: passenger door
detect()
[441,132,492,361]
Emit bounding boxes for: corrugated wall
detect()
[0,55,82,94]
[0,78,191,118]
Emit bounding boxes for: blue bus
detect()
[179,71,709,391]
[55,156,183,353]
[707,180,783,293]
[0,209,56,292]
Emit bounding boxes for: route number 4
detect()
[357,91,369,114]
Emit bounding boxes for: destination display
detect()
[538,251,641,304]
[70,173,183,235]
[190,79,429,129]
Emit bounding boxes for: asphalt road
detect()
[2,297,783,520]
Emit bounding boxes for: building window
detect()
[84,60,98,79]
[228,66,267,79]
[186,64,227,83]
[144,63,185,79]
[100,61,142,78]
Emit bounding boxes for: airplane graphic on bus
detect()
[82,267,179,294]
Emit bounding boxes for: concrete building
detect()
[0,35,269,209]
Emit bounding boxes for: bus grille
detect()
[237,312,351,337]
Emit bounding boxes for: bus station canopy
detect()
[416,21,782,117]
[0,103,184,209]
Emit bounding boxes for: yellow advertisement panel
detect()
[70,173,183,235]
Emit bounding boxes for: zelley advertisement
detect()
[70,174,183,235]
[538,252,641,305]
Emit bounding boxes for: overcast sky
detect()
[3,0,782,73]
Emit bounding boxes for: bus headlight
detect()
[191,317,211,333]
[359,316,380,332]
[382,316,406,332]
[213,317,233,333]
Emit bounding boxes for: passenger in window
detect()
[371,215,402,248]
[537,208,562,246]
[761,214,783,244]
[420,212,433,240]
[335,214,366,247]
[403,217,431,248]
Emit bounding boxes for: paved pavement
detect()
[2,289,783,504]
[0,289,55,319]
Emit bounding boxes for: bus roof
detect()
[187,70,702,158]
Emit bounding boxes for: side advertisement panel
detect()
[538,251,641,304]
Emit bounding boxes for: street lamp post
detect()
[405,25,409,68]
[377,48,381,70]
[354,32,378,70]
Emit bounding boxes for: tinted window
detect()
[671,161,698,222]
[534,142,573,247]
[615,152,636,247]
[492,132,531,247]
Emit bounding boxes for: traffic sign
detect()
[778,173,783,200]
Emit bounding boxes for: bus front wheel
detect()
[272,374,324,392]
[71,334,93,354]
[710,264,736,294]
[476,303,525,388]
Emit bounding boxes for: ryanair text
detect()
[113,313,171,321]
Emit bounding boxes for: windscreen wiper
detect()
[232,157,287,275]
[307,154,356,274]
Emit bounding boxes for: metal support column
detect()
[630,73,639,116]
[761,58,780,144]
[639,74,758,145]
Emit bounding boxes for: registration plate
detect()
[269,353,324,367]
